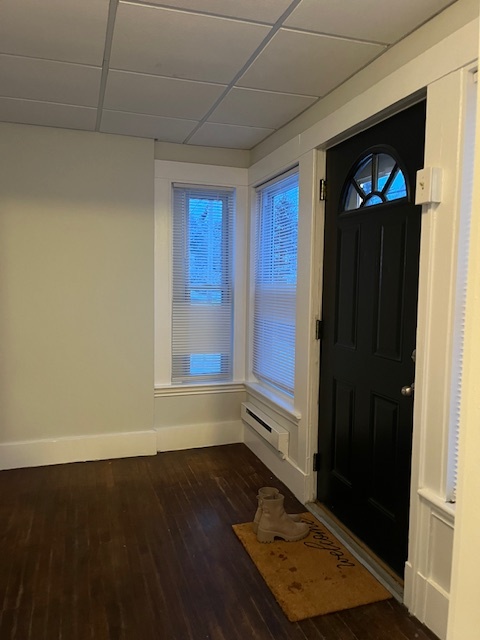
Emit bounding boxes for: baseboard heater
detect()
[241,402,289,458]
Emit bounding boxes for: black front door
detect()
[317,102,426,576]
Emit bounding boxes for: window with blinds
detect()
[447,69,477,501]
[172,184,234,384]
[252,170,299,396]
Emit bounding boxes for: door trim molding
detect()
[404,66,472,639]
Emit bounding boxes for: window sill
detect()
[417,487,456,524]
[154,382,245,398]
[245,382,301,426]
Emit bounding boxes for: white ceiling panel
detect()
[0,98,96,131]
[238,29,384,96]
[0,55,102,108]
[104,71,226,120]
[0,0,109,66]
[100,110,198,142]
[285,0,456,44]
[145,0,293,24]
[0,0,459,147]
[208,87,317,129]
[188,122,273,149]
[110,3,270,83]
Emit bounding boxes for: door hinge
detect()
[313,453,320,472]
[315,319,323,340]
[319,179,327,201]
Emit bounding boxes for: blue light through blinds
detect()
[448,70,477,502]
[172,185,234,384]
[253,170,299,396]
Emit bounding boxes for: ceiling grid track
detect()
[181,0,303,144]
[0,0,461,148]
[95,0,120,131]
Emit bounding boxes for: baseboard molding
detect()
[0,430,157,470]
[424,576,450,640]
[243,425,308,503]
[407,569,450,640]
[404,562,414,610]
[155,420,244,452]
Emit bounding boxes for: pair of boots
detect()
[253,487,310,543]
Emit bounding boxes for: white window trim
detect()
[154,382,246,398]
[154,160,248,389]
[245,381,301,426]
[417,487,455,523]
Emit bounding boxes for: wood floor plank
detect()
[0,444,438,640]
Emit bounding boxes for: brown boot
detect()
[257,493,310,543]
[252,487,302,534]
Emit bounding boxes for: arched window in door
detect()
[343,151,408,211]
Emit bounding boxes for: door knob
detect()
[401,383,414,397]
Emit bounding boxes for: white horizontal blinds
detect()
[253,170,299,396]
[448,70,477,501]
[172,185,234,384]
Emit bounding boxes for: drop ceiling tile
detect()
[100,110,197,142]
[238,29,384,96]
[188,122,273,149]
[0,55,101,107]
[104,71,226,120]
[208,86,317,129]
[0,97,96,131]
[0,0,109,66]
[285,0,455,44]
[145,0,293,24]
[110,2,270,83]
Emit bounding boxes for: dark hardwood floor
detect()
[0,444,437,640]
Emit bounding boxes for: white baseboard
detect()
[404,562,415,610]
[243,424,309,503]
[424,576,450,640]
[155,420,243,452]
[406,569,450,640]
[0,430,157,470]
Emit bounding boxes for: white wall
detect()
[0,123,157,468]
[154,385,245,451]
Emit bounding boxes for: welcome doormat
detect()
[232,512,392,622]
